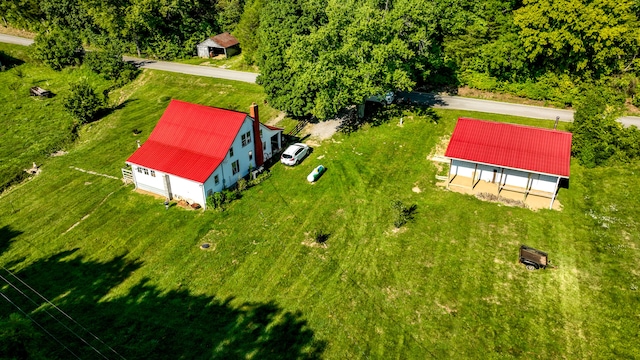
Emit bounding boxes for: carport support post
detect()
[471,163,478,189]
[446,159,453,189]
[549,177,561,209]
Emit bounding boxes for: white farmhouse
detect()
[444,118,572,209]
[126,100,282,208]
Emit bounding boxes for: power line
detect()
[0,290,82,360]
[0,272,110,359]
[1,267,127,360]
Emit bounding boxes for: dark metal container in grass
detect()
[519,245,548,270]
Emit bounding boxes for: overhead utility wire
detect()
[2,267,127,360]
[0,272,109,359]
[0,290,82,360]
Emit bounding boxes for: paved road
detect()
[0,34,258,83]
[2,33,639,126]
[122,56,258,83]
[397,92,640,128]
[0,33,34,46]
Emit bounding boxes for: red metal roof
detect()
[210,32,239,48]
[263,124,283,131]
[445,118,572,177]
[127,100,248,183]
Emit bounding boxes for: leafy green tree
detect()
[235,0,263,65]
[0,313,45,360]
[32,28,82,70]
[258,0,439,120]
[216,0,245,32]
[40,0,92,33]
[0,0,44,31]
[569,90,623,167]
[63,79,106,124]
[256,0,328,116]
[514,0,640,76]
[84,43,139,85]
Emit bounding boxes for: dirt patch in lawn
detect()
[302,119,341,145]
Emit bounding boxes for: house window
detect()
[150,170,156,177]
[229,147,234,157]
[263,142,266,150]
[241,131,252,147]
[143,168,149,175]
[260,129,263,138]
[214,175,219,185]
[232,160,240,175]
[137,167,142,174]
[249,151,253,161]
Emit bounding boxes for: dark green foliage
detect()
[258,0,440,120]
[207,188,242,210]
[514,0,640,77]
[84,44,139,85]
[391,200,417,228]
[32,28,82,70]
[216,0,246,32]
[312,229,329,244]
[256,0,328,117]
[569,90,640,167]
[63,79,106,124]
[235,0,263,65]
[0,313,44,360]
[248,170,271,186]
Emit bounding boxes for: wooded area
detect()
[2,0,640,166]
[3,0,640,109]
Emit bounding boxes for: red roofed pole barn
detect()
[444,118,572,209]
[126,100,283,209]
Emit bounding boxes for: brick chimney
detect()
[250,102,264,167]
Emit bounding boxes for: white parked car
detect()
[281,143,310,166]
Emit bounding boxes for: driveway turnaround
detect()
[1,33,638,126]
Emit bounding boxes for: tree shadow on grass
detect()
[0,225,22,257]
[0,51,25,70]
[90,98,139,124]
[0,249,325,359]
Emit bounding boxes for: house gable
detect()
[126,100,249,183]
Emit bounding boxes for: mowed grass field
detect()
[0,43,113,191]
[1,57,640,358]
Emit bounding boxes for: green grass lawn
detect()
[0,43,114,191]
[1,62,639,358]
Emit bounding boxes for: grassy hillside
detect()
[1,65,639,358]
[0,43,113,191]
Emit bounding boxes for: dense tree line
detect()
[4,0,640,165]
[4,0,639,96]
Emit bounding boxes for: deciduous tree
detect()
[32,28,82,70]
[63,79,106,124]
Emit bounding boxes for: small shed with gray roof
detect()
[196,32,240,59]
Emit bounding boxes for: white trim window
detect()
[229,147,234,157]
[232,160,240,175]
[241,131,252,147]
[214,175,220,185]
